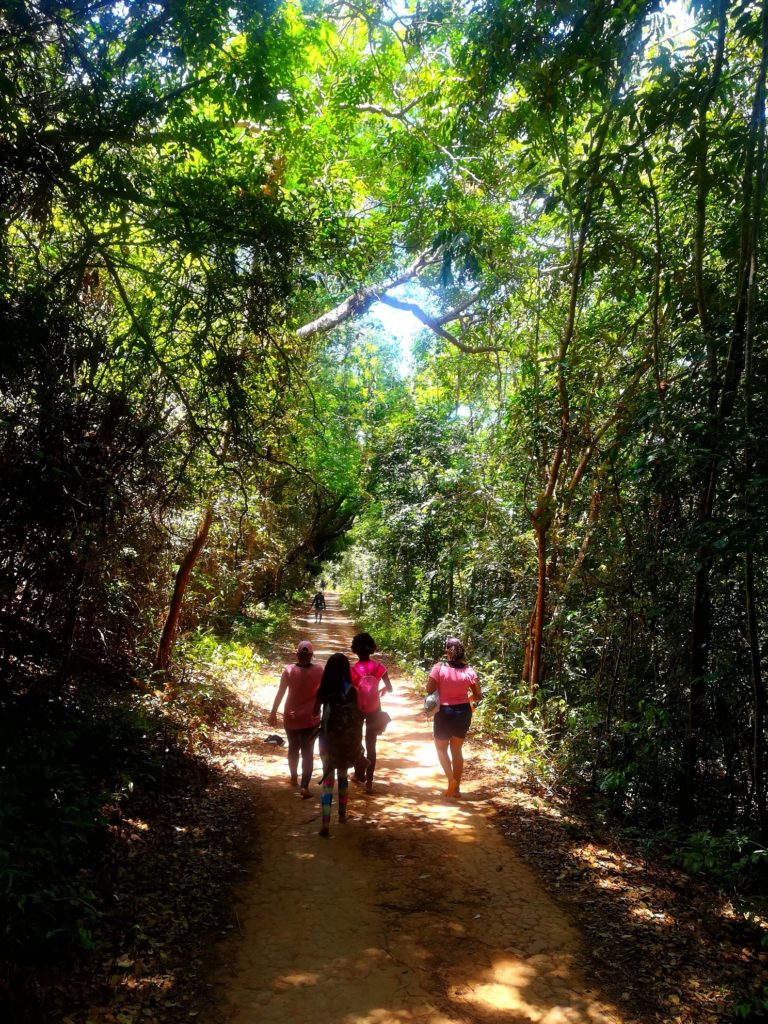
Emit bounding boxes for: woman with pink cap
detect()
[425,638,481,797]
[268,640,323,798]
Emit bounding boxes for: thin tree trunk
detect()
[58,557,88,681]
[743,0,768,839]
[524,30,643,697]
[681,0,726,822]
[155,430,232,675]
[155,504,215,674]
[745,551,767,837]
[683,0,768,821]
[694,0,727,411]
[529,524,547,709]
[228,527,257,614]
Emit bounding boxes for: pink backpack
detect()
[353,662,383,713]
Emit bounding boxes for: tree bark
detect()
[528,523,547,709]
[155,427,232,675]
[683,0,768,821]
[522,29,642,697]
[155,503,215,675]
[296,249,436,339]
[743,0,768,840]
[228,527,258,614]
[745,551,767,838]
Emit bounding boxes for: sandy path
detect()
[214,594,625,1024]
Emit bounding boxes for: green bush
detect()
[671,829,768,892]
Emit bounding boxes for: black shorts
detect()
[433,703,472,741]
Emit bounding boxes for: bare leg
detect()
[364,718,377,791]
[449,737,465,792]
[434,738,454,792]
[299,729,315,794]
[286,730,300,784]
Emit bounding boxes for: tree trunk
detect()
[682,558,712,822]
[528,523,547,708]
[228,527,257,614]
[522,42,636,699]
[58,556,88,681]
[155,504,215,675]
[155,426,231,676]
[743,0,768,840]
[745,551,767,838]
[682,0,768,821]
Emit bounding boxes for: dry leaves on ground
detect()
[474,756,768,1024]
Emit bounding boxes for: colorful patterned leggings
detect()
[320,768,349,829]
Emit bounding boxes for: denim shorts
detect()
[433,703,472,740]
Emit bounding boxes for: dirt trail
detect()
[213,594,625,1024]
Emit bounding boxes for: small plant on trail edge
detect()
[666,829,768,893]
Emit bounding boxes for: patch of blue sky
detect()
[364,281,431,377]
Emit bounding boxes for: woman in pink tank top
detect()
[426,637,481,798]
[268,640,323,798]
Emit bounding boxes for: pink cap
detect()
[297,640,314,655]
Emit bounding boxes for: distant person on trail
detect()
[350,632,393,794]
[268,641,323,799]
[426,638,481,798]
[311,590,326,623]
[314,653,364,837]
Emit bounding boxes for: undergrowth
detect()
[0,601,291,1017]
[0,675,186,978]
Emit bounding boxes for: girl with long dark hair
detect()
[314,653,364,837]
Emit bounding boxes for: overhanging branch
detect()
[296,249,438,339]
[377,294,501,354]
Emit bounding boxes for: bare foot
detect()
[299,787,311,799]
[364,781,374,794]
[446,779,458,798]
[318,828,330,838]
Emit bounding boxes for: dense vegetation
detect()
[2,0,767,1015]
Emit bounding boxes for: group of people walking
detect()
[268,631,392,836]
[268,618,481,836]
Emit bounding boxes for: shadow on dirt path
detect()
[212,593,627,1024]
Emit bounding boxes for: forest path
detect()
[212,593,625,1024]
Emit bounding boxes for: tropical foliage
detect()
[2,0,768,1010]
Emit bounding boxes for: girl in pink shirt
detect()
[426,637,481,798]
[349,632,393,793]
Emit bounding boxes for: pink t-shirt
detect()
[282,663,323,729]
[350,660,387,713]
[429,662,478,706]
